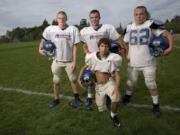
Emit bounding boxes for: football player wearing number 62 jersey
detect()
[122,6,173,117]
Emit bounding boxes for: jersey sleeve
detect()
[123,24,131,43]
[107,24,120,40]
[73,26,80,45]
[113,55,122,71]
[42,26,51,40]
[80,28,86,43]
[109,54,122,73]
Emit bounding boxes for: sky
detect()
[0,0,180,36]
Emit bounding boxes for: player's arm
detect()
[72,44,77,71]
[83,42,91,54]
[121,41,129,62]
[162,31,173,55]
[38,38,47,56]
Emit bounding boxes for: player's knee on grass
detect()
[95,93,107,112]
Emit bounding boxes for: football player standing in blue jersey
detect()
[122,6,173,117]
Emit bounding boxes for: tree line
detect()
[0,15,179,43]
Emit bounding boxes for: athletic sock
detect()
[126,89,133,96]
[110,111,117,118]
[151,95,159,105]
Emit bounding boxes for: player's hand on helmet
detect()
[78,76,86,89]
[39,49,47,56]
[119,47,127,57]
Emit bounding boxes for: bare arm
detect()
[122,41,129,63]
[38,39,47,56]
[83,43,91,54]
[162,31,173,55]
[71,44,77,71]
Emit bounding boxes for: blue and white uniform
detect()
[123,20,165,89]
[85,52,122,111]
[42,25,80,82]
[81,24,120,53]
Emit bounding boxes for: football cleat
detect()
[149,35,169,57]
[122,95,131,105]
[49,99,59,109]
[110,115,121,128]
[152,104,161,118]
[69,99,83,108]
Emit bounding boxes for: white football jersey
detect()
[80,24,120,53]
[85,52,122,73]
[123,20,165,67]
[42,25,80,62]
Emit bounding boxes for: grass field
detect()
[0,36,180,135]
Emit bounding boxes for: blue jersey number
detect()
[129,28,150,45]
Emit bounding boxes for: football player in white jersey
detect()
[122,6,173,117]
[78,38,122,127]
[39,11,82,109]
[80,9,120,53]
[80,9,122,109]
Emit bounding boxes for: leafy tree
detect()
[116,23,124,35]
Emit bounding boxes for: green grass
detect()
[0,40,180,135]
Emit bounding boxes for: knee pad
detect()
[145,79,157,89]
[127,79,136,87]
[69,75,77,82]
[53,75,60,84]
[97,105,107,112]
[110,93,120,103]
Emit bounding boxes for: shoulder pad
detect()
[150,19,165,29]
[108,53,122,61]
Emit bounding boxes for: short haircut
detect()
[135,6,151,20]
[57,11,67,20]
[98,38,111,48]
[89,9,100,17]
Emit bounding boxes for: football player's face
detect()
[134,8,146,25]
[89,13,100,26]
[57,14,67,26]
[99,43,109,55]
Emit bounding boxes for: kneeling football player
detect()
[78,38,122,128]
